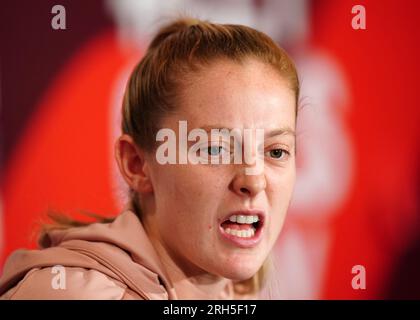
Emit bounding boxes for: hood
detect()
[0,204,177,299]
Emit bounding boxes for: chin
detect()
[217,258,264,281]
[222,269,259,282]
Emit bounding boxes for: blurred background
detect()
[0,0,419,299]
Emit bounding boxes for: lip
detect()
[218,209,266,248]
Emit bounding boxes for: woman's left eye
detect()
[265,148,289,160]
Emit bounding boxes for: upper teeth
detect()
[229,215,259,224]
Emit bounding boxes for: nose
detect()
[231,170,267,198]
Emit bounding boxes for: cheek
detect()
[153,165,198,197]
[170,165,229,196]
[152,165,228,224]
[267,164,296,198]
[266,169,296,228]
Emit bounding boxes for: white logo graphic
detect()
[155,121,266,175]
[51,5,66,30]
[51,265,66,290]
[351,264,366,290]
[351,5,366,30]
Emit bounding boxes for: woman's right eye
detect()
[205,146,224,156]
[198,143,231,158]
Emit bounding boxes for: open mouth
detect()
[219,212,265,247]
[220,214,261,238]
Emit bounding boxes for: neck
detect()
[145,224,233,299]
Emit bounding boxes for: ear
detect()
[114,134,153,194]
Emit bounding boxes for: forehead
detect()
[176,59,296,130]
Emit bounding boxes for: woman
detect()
[0,17,299,299]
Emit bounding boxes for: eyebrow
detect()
[197,125,296,138]
[265,127,296,138]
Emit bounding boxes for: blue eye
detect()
[207,146,223,155]
[265,148,288,159]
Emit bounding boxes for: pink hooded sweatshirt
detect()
[0,205,237,299]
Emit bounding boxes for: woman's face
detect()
[144,58,296,281]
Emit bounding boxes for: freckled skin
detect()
[142,58,296,281]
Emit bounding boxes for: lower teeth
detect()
[224,227,255,238]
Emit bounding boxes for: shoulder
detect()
[1,266,141,300]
